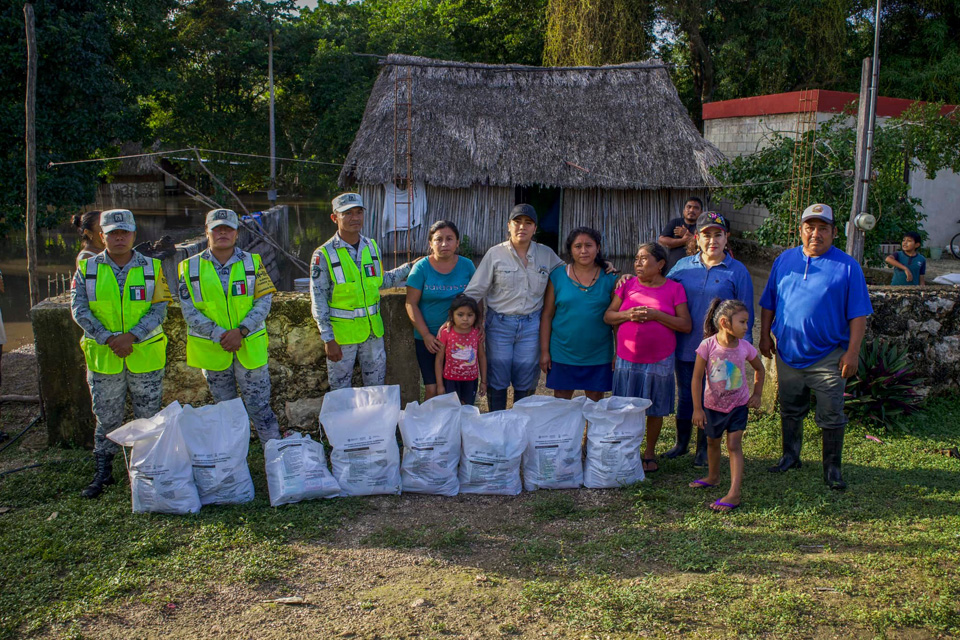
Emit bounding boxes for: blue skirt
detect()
[612,354,675,417]
[546,361,613,392]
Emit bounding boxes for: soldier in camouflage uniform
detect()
[177,209,281,444]
[310,193,417,390]
[71,209,172,499]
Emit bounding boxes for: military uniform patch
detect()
[179,283,190,300]
[312,265,322,279]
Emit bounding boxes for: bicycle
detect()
[951,220,960,259]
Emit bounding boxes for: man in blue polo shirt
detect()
[759,203,873,491]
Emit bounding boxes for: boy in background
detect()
[885,231,926,286]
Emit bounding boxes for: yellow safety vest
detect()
[178,252,269,371]
[79,257,168,375]
[319,239,384,345]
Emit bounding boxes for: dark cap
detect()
[509,203,538,224]
[696,211,729,233]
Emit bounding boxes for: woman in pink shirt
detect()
[604,243,691,473]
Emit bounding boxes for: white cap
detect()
[801,203,834,224]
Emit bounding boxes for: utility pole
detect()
[846,58,871,260]
[24,3,39,308]
[846,0,882,263]
[267,21,277,206]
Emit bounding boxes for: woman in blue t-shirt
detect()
[405,220,476,399]
[539,227,618,401]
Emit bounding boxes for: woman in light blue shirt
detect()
[539,227,617,401]
[405,220,476,399]
[667,212,754,466]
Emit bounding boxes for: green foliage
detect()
[713,108,960,263]
[543,0,654,66]
[845,339,924,431]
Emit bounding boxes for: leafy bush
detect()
[845,339,924,431]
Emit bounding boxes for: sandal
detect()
[642,457,659,473]
[709,499,740,513]
[689,478,717,489]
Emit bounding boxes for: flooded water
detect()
[0,194,337,350]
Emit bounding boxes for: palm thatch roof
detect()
[339,54,724,190]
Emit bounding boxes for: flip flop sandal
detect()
[642,458,659,473]
[710,500,740,513]
[689,479,717,489]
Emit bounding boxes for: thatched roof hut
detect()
[340,54,724,258]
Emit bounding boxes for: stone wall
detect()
[32,291,418,448]
[867,287,960,395]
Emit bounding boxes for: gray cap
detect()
[509,203,538,224]
[100,209,136,234]
[801,203,834,224]
[205,208,239,230]
[332,192,364,213]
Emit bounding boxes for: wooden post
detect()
[24,3,39,308]
[846,57,871,260]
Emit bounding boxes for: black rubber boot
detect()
[664,419,693,459]
[487,388,508,412]
[80,452,116,499]
[822,427,847,491]
[768,417,804,473]
[692,429,708,467]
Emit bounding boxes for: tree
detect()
[712,105,960,263]
[543,0,654,66]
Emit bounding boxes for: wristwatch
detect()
[239,327,250,337]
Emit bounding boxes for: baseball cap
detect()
[100,209,136,234]
[332,192,364,213]
[696,211,729,233]
[205,208,239,230]
[509,203,538,224]
[801,203,834,224]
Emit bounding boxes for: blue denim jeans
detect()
[485,310,541,392]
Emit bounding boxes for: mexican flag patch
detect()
[232,281,247,296]
[364,264,377,277]
[129,286,146,301]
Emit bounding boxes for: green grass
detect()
[0,445,368,639]
[519,396,960,637]
[1,394,959,638]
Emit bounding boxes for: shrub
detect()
[845,339,924,431]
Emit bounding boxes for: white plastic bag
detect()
[264,433,340,506]
[178,398,255,506]
[582,396,652,489]
[108,401,201,515]
[319,385,402,496]
[514,395,586,491]
[398,392,462,496]
[458,406,528,495]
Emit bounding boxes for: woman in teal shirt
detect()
[539,227,618,400]
[405,220,476,399]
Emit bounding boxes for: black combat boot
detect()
[487,388,508,412]
[511,388,535,405]
[822,426,847,491]
[80,452,116,499]
[693,429,709,467]
[665,419,693,459]
[768,417,804,473]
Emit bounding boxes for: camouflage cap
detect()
[100,209,136,234]
[205,208,239,230]
[332,192,364,213]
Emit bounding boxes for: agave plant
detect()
[845,339,924,431]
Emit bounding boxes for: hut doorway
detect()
[515,185,562,253]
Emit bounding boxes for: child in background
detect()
[885,231,926,286]
[435,295,487,406]
[690,298,765,513]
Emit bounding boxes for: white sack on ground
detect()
[264,433,340,506]
[514,395,586,491]
[108,401,201,515]
[398,392,462,496]
[178,398,255,506]
[319,385,402,496]
[582,396,653,489]
[458,406,528,495]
